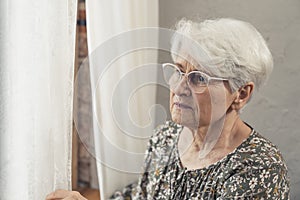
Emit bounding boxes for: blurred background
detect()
[72,0,300,199]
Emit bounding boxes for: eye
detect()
[189,73,208,86]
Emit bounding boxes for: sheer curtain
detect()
[85,0,159,199]
[0,0,77,199]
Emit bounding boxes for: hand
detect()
[46,189,88,200]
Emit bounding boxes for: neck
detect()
[189,110,250,152]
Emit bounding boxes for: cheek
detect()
[195,94,212,119]
[169,92,198,126]
[169,91,174,110]
[206,86,233,119]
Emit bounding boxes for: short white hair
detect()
[170,18,273,92]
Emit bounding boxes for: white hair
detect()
[170,18,273,92]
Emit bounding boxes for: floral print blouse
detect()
[111,121,290,199]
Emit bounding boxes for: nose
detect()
[172,75,191,96]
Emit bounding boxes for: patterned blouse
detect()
[111,121,290,199]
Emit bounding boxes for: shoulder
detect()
[219,130,288,179]
[141,121,183,174]
[221,130,290,199]
[153,120,183,135]
[149,120,183,148]
[235,131,287,170]
[222,130,289,185]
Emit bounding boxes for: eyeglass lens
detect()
[163,64,208,93]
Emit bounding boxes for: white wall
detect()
[158,0,300,199]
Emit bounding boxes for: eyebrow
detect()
[174,63,184,70]
[174,62,212,75]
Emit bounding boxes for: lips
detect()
[173,102,192,109]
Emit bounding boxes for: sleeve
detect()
[109,182,138,200]
[220,164,290,200]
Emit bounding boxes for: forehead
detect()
[174,57,212,75]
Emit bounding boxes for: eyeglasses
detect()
[162,63,228,93]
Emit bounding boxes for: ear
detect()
[231,82,255,111]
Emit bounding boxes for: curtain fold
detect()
[85,0,159,199]
[0,0,77,199]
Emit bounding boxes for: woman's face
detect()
[169,59,235,129]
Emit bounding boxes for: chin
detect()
[171,110,198,129]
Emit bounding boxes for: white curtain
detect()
[0,0,77,199]
[85,0,158,199]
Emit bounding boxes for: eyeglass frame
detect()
[162,63,229,93]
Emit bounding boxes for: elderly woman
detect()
[46,18,289,200]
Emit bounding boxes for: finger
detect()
[62,192,88,200]
[63,197,78,200]
[63,195,88,200]
[46,189,70,199]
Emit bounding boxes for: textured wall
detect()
[158,0,300,199]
